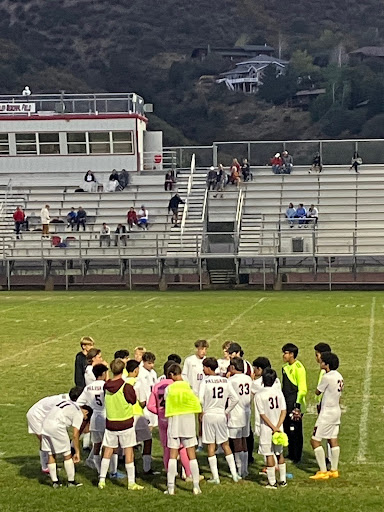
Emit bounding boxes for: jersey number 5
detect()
[95,394,102,406]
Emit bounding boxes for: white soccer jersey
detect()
[182,355,205,394]
[84,365,96,386]
[199,375,237,417]
[77,380,106,432]
[42,400,83,438]
[227,373,252,428]
[251,377,282,433]
[138,367,158,426]
[27,393,69,435]
[317,370,344,424]
[255,387,286,445]
[216,358,230,377]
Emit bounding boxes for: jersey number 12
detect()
[213,387,224,399]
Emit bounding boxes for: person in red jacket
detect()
[270,153,283,174]
[13,206,29,239]
[127,207,138,230]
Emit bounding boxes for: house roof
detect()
[295,88,326,97]
[191,45,274,58]
[238,54,289,66]
[350,46,384,57]
[220,64,268,76]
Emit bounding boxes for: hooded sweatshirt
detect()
[104,377,136,431]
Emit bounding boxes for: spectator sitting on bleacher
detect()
[213,164,226,198]
[228,165,241,187]
[286,203,296,228]
[13,206,29,239]
[295,203,307,227]
[67,207,77,230]
[40,204,50,239]
[232,158,241,173]
[138,205,149,230]
[118,168,129,190]
[282,151,293,174]
[84,170,97,192]
[100,223,111,247]
[207,166,217,191]
[309,152,322,174]
[270,153,283,174]
[76,206,87,231]
[168,193,185,228]
[241,158,251,182]
[115,224,128,246]
[107,169,119,192]
[127,207,138,230]
[306,204,318,225]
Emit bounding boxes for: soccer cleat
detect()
[207,478,220,485]
[67,481,83,488]
[185,475,204,483]
[192,486,202,495]
[259,467,267,476]
[128,483,144,491]
[327,470,339,479]
[280,481,287,487]
[52,481,62,489]
[265,483,278,489]
[109,471,126,480]
[41,468,50,474]
[164,488,175,495]
[310,471,329,480]
[232,474,242,483]
[143,469,161,476]
[98,481,106,490]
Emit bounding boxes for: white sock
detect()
[234,452,242,475]
[82,432,91,449]
[189,459,200,488]
[330,446,340,471]
[126,462,135,485]
[266,466,276,486]
[278,463,286,483]
[314,446,327,472]
[242,451,248,475]
[198,436,203,448]
[167,458,177,490]
[143,454,152,472]
[109,453,118,475]
[87,445,95,462]
[39,450,48,470]
[327,443,332,461]
[47,462,57,482]
[64,459,75,481]
[225,453,238,478]
[99,458,110,481]
[208,455,219,480]
[94,454,101,473]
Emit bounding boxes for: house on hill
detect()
[191,44,274,61]
[350,46,384,61]
[216,55,288,93]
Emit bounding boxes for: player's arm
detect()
[146,389,158,415]
[124,383,137,405]
[225,382,239,415]
[181,358,190,382]
[275,408,286,430]
[259,413,280,433]
[72,427,81,463]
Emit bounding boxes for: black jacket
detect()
[168,195,184,211]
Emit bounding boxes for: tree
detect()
[290,50,320,76]
[258,65,297,105]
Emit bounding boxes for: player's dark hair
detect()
[93,364,108,379]
[81,405,93,420]
[110,358,125,375]
[86,348,101,364]
[262,368,277,387]
[203,357,218,371]
[228,342,244,357]
[114,349,129,360]
[69,386,83,402]
[167,353,181,364]
[230,356,244,373]
[126,359,140,373]
[252,356,271,370]
[321,352,339,370]
[195,339,209,349]
[314,342,332,354]
[222,341,231,351]
[143,351,156,363]
[166,362,182,378]
[282,343,298,358]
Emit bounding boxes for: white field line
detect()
[208,297,266,342]
[356,296,376,463]
[0,297,156,363]
[0,296,50,314]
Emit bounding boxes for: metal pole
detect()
[65,259,68,291]
[319,140,323,165]
[213,144,218,167]
[262,258,266,291]
[6,259,10,291]
[328,256,332,291]
[128,258,132,290]
[247,142,251,164]
[199,257,202,291]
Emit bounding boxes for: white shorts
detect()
[167,435,197,450]
[312,422,339,442]
[41,433,71,456]
[27,412,42,436]
[202,415,229,445]
[103,428,136,449]
[228,423,250,440]
[134,416,152,442]
[91,430,104,444]
[259,442,284,457]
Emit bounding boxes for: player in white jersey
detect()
[27,392,69,473]
[41,387,88,488]
[157,354,182,382]
[138,351,158,427]
[199,357,241,484]
[77,364,108,474]
[216,341,231,377]
[314,343,332,467]
[84,348,108,386]
[310,352,343,480]
[227,357,253,477]
[182,340,209,449]
[255,368,287,489]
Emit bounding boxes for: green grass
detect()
[0,290,383,512]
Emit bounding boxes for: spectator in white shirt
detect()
[306,204,318,226]
[138,205,149,230]
[99,223,111,247]
[40,204,50,238]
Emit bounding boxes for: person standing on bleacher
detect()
[40,204,50,239]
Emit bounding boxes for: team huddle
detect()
[26,337,344,493]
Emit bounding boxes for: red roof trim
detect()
[0,113,148,122]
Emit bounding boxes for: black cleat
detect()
[67,481,83,488]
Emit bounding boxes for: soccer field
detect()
[0,290,383,512]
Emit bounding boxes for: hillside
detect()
[0,0,383,144]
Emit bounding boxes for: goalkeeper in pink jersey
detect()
[147,360,191,478]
